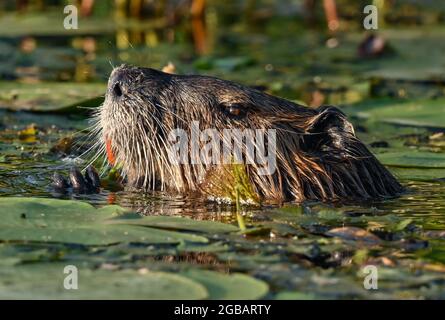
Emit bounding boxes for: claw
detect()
[85,165,100,191]
[52,166,101,195]
[52,173,70,193]
[69,167,87,194]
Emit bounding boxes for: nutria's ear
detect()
[307,106,355,135]
[303,106,356,151]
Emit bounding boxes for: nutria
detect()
[74,65,403,203]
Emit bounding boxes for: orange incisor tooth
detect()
[105,137,116,165]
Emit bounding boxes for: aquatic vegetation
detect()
[0,1,444,300]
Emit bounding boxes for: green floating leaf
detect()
[182,269,268,300]
[0,197,126,227]
[0,81,105,114]
[213,56,256,71]
[275,291,317,300]
[389,167,445,181]
[351,98,445,129]
[216,252,281,267]
[109,215,238,234]
[0,244,53,266]
[0,225,206,246]
[260,222,304,237]
[0,197,208,245]
[194,56,255,71]
[0,12,166,37]
[394,218,414,232]
[377,151,445,168]
[0,264,208,299]
[177,241,230,253]
[423,244,445,264]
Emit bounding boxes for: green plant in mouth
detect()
[232,163,257,231]
[204,163,260,204]
[201,163,260,230]
[232,163,260,205]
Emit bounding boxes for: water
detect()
[0,2,445,299]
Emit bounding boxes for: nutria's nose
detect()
[108,66,130,98]
[112,82,123,97]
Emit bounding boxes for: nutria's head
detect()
[92,65,402,203]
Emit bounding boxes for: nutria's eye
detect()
[229,106,241,116]
[224,103,246,118]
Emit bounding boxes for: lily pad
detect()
[275,291,317,300]
[389,167,445,181]
[110,215,239,234]
[0,81,105,114]
[0,263,208,299]
[182,269,268,300]
[351,98,445,129]
[177,242,230,253]
[0,197,208,245]
[0,225,207,246]
[377,151,445,168]
[0,197,126,225]
[0,12,166,37]
[194,56,255,71]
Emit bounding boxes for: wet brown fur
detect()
[92,65,403,203]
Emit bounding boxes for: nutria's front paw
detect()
[52,166,100,194]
